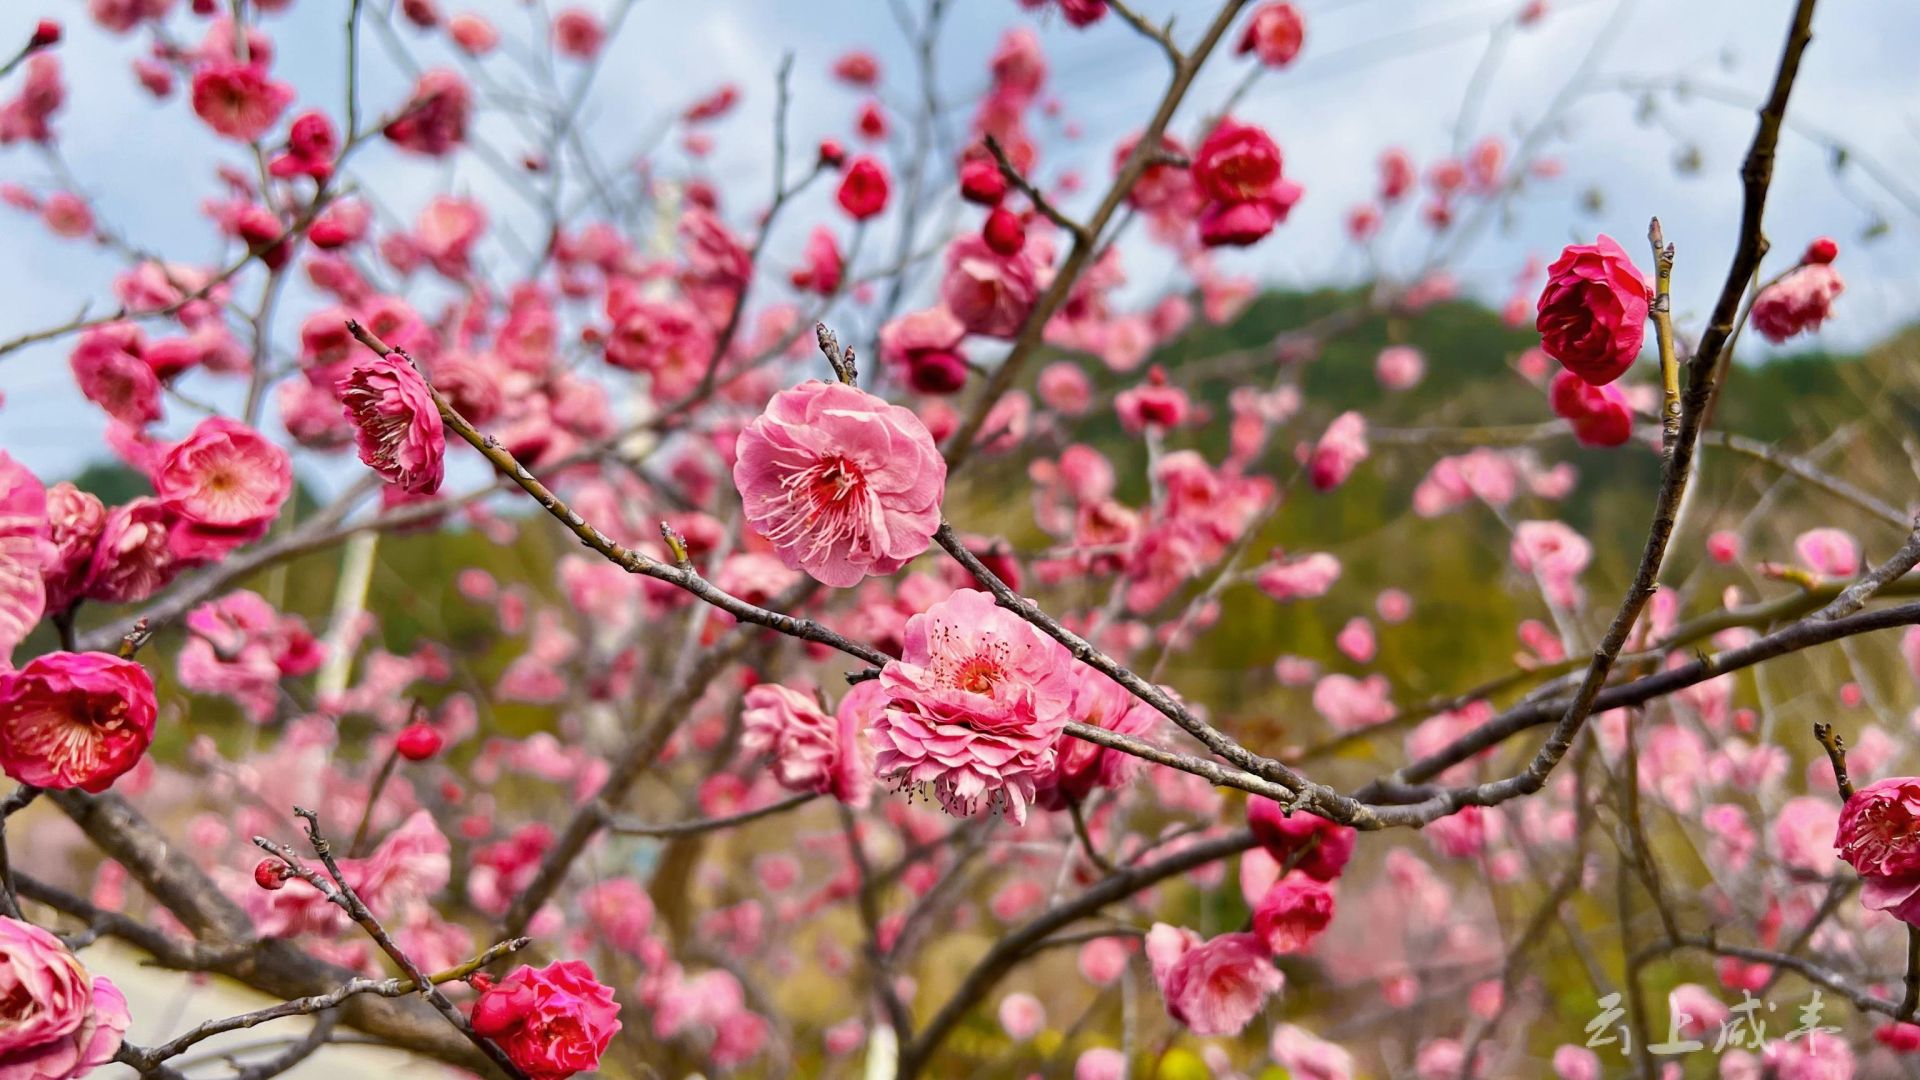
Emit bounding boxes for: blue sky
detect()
[0,0,1915,482]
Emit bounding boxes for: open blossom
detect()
[0,651,156,792]
[178,590,323,723]
[384,69,470,156]
[1312,673,1393,731]
[879,306,968,394]
[1114,369,1191,432]
[942,233,1044,339]
[789,226,844,296]
[1034,666,1158,811]
[1535,235,1650,386]
[1192,118,1301,247]
[1271,1025,1354,1080]
[1145,924,1282,1036]
[740,681,872,807]
[1255,550,1341,602]
[339,354,447,495]
[190,62,292,142]
[1248,796,1355,881]
[1836,777,1920,924]
[0,916,129,1080]
[0,455,45,668]
[1307,411,1367,491]
[1375,344,1425,390]
[872,588,1073,823]
[1751,263,1844,343]
[1237,2,1305,67]
[1548,369,1634,447]
[471,961,621,1080]
[731,380,945,587]
[1511,519,1591,608]
[1795,526,1859,577]
[154,417,292,562]
[69,324,160,428]
[40,483,104,615]
[1251,873,1334,953]
[81,498,174,605]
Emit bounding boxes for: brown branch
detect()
[982,133,1086,242]
[259,809,530,1080]
[602,791,816,837]
[116,938,527,1073]
[897,829,1260,1076]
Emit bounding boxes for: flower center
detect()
[766,454,873,561]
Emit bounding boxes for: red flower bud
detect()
[1802,235,1839,265]
[395,722,444,761]
[981,206,1025,256]
[254,859,287,891]
[836,156,890,221]
[817,138,847,169]
[28,20,60,51]
[907,350,969,395]
[959,159,1007,206]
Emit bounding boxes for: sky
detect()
[0,0,1915,483]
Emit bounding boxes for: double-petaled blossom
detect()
[339,354,447,495]
[0,56,63,147]
[1255,551,1340,602]
[1271,1025,1355,1080]
[0,651,155,792]
[1145,924,1283,1037]
[39,483,104,616]
[189,61,292,142]
[1547,370,1634,447]
[0,916,129,1080]
[1248,797,1356,881]
[740,681,873,807]
[268,110,337,182]
[941,233,1047,340]
[0,455,45,667]
[383,69,471,156]
[1251,872,1335,954]
[1237,2,1305,67]
[1192,119,1301,247]
[470,961,622,1080]
[789,227,844,297]
[879,306,969,394]
[731,380,945,587]
[1033,666,1158,811]
[1836,777,1920,925]
[1751,263,1845,343]
[1510,519,1591,608]
[872,588,1074,823]
[1114,368,1191,433]
[177,590,324,723]
[68,324,160,428]
[80,498,174,606]
[1535,235,1650,386]
[1307,411,1368,491]
[153,417,292,563]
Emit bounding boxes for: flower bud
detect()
[396,722,444,761]
[253,859,287,891]
[1802,235,1839,265]
[981,206,1025,256]
[959,159,1007,206]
